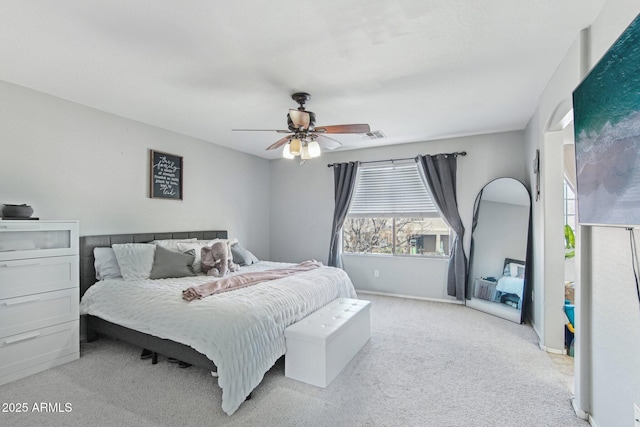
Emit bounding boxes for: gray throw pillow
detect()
[230,243,259,266]
[149,246,196,279]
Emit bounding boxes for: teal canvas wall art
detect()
[573,13,640,226]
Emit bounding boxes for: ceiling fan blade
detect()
[266,135,293,150]
[314,124,370,134]
[288,110,310,129]
[314,134,342,150]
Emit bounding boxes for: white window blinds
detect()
[347,162,439,218]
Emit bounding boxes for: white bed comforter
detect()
[79,261,357,415]
[495,275,524,299]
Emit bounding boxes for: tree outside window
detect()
[342,163,451,257]
[343,217,450,256]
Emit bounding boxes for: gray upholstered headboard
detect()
[79,230,228,297]
[503,258,525,269]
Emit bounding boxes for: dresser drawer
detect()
[0,320,79,384]
[0,255,78,299]
[0,288,79,339]
[0,221,79,261]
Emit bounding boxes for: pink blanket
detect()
[182,260,323,301]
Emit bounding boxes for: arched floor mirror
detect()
[466,178,531,323]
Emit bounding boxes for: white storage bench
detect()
[284,298,370,387]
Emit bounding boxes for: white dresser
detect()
[0,220,79,386]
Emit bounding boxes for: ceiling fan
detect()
[232,92,371,161]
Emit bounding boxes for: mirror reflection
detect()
[466,178,531,323]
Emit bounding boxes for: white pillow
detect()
[151,238,197,252]
[177,240,220,273]
[112,243,157,280]
[503,264,511,277]
[509,263,519,277]
[93,247,122,280]
[226,238,239,262]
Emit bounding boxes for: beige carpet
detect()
[0,294,586,427]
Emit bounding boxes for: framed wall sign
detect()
[150,150,183,200]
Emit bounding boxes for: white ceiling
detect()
[0,1,606,159]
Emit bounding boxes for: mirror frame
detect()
[466,177,532,324]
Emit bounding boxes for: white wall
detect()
[525,1,640,425]
[0,80,271,259]
[524,32,584,351]
[591,226,640,427]
[270,131,527,300]
[542,131,567,352]
[343,254,449,300]
[524,110,545,336]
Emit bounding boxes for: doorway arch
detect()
[544,99,591,419]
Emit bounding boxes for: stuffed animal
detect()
[201,241,239,277]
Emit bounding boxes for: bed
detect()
[494,258,525,309]
[78,230,357,415]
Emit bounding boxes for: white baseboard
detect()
[538,336,567,354]
[571,397,590,421]
[530,319,566,354]
[355,289,464,305]
[538,342,566,355]
[571,396,600,427]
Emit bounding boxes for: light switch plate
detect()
[634,403,640,427]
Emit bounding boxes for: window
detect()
[342,162,452,257]
[564,180,576,230]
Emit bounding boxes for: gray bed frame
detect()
[80,230,228,372]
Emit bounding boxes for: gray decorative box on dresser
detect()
[0,220,79,385]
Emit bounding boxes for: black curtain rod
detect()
[327,151,467,168]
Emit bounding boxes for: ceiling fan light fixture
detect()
[300,145,311,160]
[289,138,302,156]
[288,110,310,130]
[282,143,295,159]
[308,140,321,158]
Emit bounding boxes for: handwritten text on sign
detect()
[151,151,182,199]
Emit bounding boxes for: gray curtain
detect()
[466,189,483,299]
[328,162,359,268]
[416,154,467,300]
